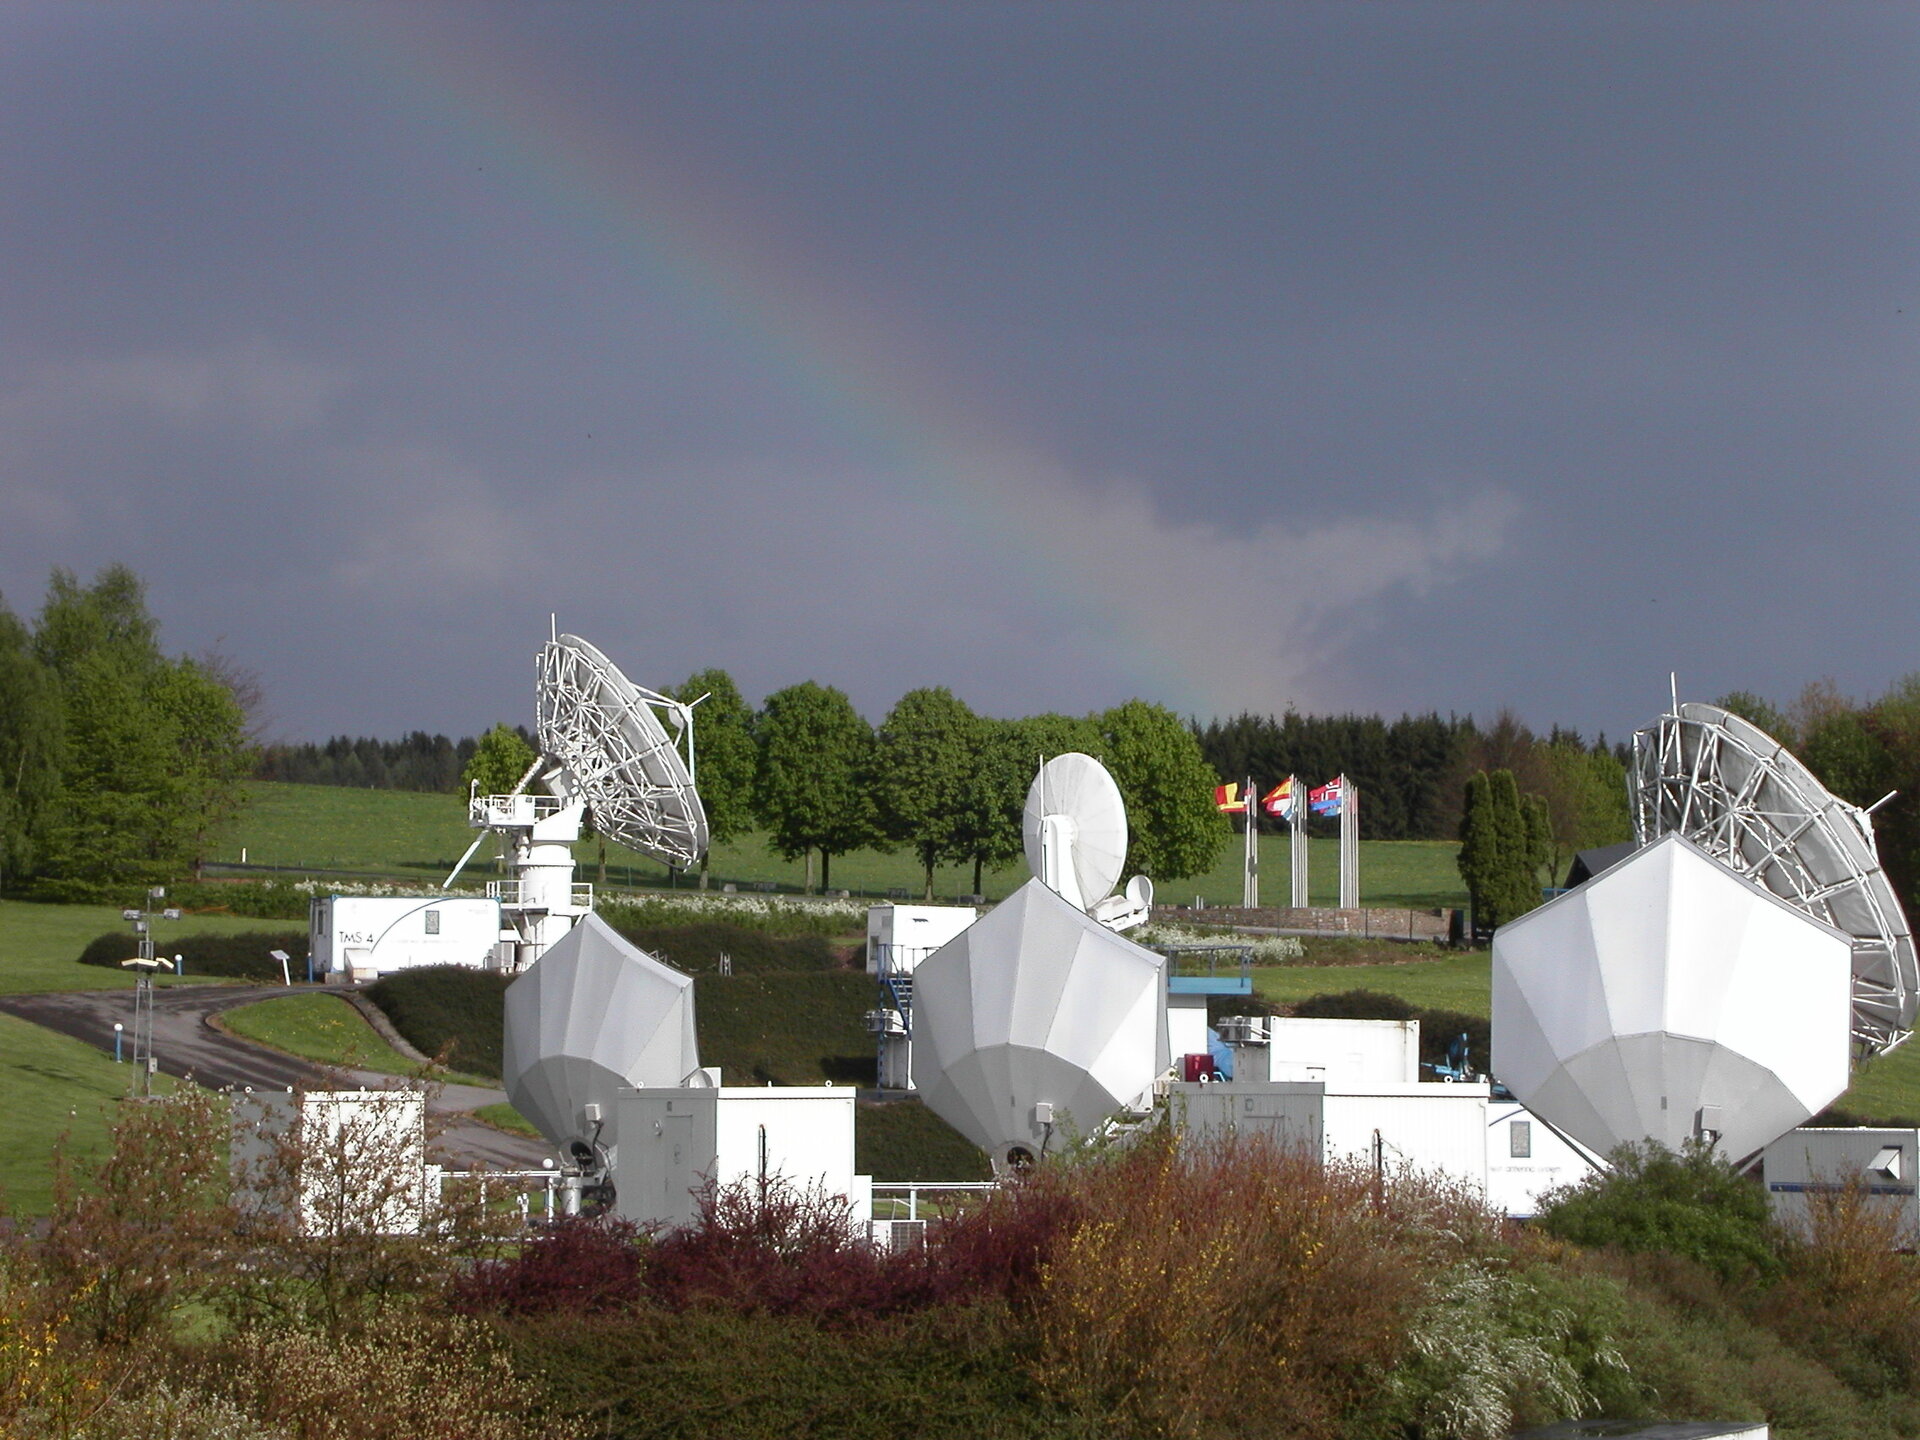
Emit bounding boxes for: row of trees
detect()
[459,679,1227,895]
[1194,709,1631,842]
[667,676,1226,895]
[258,732,489,791]
[0,567,252,890]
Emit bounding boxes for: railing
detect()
[869,1180,997,1222]
[487,880,595,911]
[469,792,567,827]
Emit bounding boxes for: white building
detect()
[1763,1126,1920,1241]
[613,1083,871,1231]
[309,895,507,980]
[230,1088,428,1236]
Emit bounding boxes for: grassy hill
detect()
[204,780,1469,909]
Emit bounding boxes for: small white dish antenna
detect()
[539,633,709,870]
[1023,753,1129,913]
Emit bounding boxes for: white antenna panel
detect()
[538,634,709,871]
[1023,753,1128,910]
[1633,700,1917,1057]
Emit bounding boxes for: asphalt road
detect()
[0,983,556,1172]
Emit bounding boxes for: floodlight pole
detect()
[122,887,180,1096]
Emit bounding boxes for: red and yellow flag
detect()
[1213,782,1247,813]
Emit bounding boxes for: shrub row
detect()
[606,920,844,974]
[366,966,511,1080]
[75,928,308,982]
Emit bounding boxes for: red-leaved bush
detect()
[453,1216,647,1316]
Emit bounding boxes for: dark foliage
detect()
[1194,710,1480,841]
[642,1170,1077,1324]
[691,972,877,1086]
[503,1303,1065,1440]
[366,965,511,1080]
[610,921,842,974]
[855,1098,991,1181]
[255,729,519,792]
[453,1216,647,1316]
[1288,988,1491,1075]
[1536,1139,1780,1285]
[75,927,306,981]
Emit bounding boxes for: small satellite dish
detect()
[1634,699,1918,1056]
[538,633,709,871]
[1023,753,1128,911]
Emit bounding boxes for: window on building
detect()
[1509,1120,1532,1158]
[425,911,441,935]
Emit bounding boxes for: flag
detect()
[1213,782,1247,813]
[1261,777,1295,820]
[1309,778,1343,816]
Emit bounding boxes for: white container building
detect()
[230,1088,428,1236]
[867,904,978,1091]
[1169,1079,1491,1195]
[1485,1100,1601,1219]
[1267,1017,1419,1085]
[866,904,978,975]
[1763,1126,1920,1240]
[310,895,507,980]
[613,1083,871,1231]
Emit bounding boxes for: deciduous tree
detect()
[872,687,982,900]
[670,669,759,888]
[462,723,538,797]
[1097,699,1226,882]
[754,682,876,892]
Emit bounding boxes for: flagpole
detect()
[1244,774,1257,909]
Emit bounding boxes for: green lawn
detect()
[208,781,1468,909]
[0,899,294,995]
[1253,950,1494,1015]
[0,1012,181,1215]
[219,993,496,1088]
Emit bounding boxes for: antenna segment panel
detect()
[538,634,709,871]
[1633,701,1917,1056]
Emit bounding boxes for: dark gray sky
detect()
[2,2,1914,742]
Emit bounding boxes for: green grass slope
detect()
[0,1013,181,1214]
[0,900,295,994]
[205,781,1471,908]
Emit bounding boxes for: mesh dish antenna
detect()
[538,634,709,870]
[1633,699,1918,1056]
[1023,753,1128,911]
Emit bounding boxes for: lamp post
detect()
[120,887,181,1096]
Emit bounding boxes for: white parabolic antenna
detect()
[1633,700,1918,1056]
[538,633,709,871]
[1023,753,1128,911]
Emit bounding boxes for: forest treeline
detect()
[257,731,511,792]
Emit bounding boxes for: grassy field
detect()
[0,900,297,995]
[207,781,1469,909]
[0,1013,182,1214]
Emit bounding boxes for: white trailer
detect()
[867,904,977,1090]
[1170,1079,1490,1195]
[1763,1126,1920,1241]
[613,1084,871,1231]
[866,904,977,975]
[1267,1017,1420,1085]
[310,895,507,980]
[1485,1100,1601,1218]
[230,1088,428,1236]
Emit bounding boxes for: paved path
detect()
[0,984,556,1172]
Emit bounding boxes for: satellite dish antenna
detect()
[1633,698,1918,1056]
[442,626,710,971]
[538,633,709,871]
[1024,753,1128,911]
